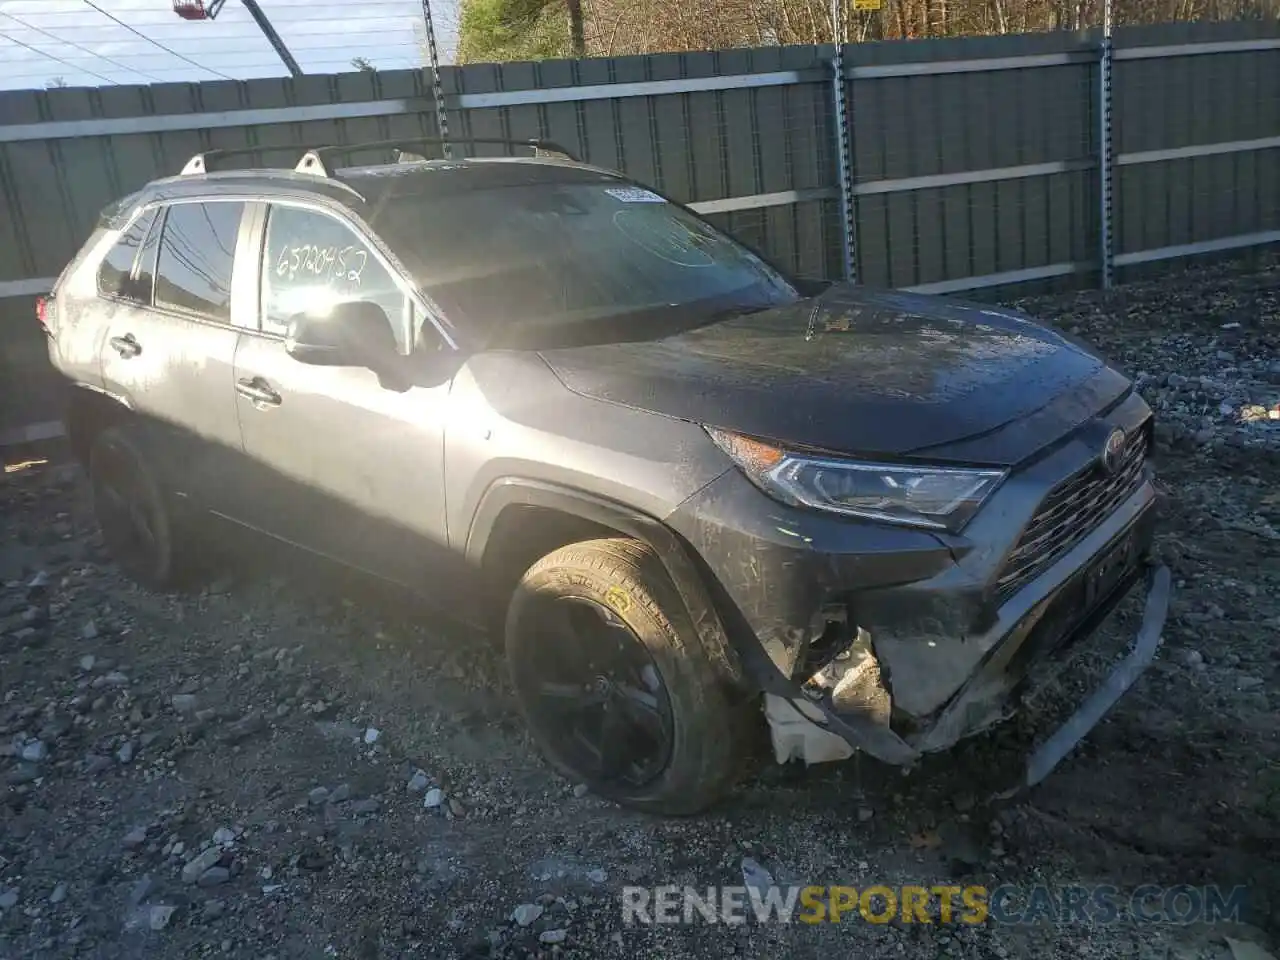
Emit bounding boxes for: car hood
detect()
[537,285,1132,466]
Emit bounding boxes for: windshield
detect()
[375,180,800,347]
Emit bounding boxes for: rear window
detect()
[97,208,159,301]
[375,181,797,346]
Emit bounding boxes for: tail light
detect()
[36,295,52,336]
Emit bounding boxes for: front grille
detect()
[994,426,1150,601]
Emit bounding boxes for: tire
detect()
[88,425,200,591]
[505,537,754,815]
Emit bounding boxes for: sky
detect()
[0,0,459,91]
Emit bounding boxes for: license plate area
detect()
[1084,528,1136,609]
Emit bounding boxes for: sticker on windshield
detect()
[605,186,666,203]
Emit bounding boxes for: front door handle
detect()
[108,333,141,359]
[235,377,282,407]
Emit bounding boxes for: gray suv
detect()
[42,138,1171,814]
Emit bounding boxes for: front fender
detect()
[464,477,747,690]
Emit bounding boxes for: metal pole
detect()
[240,0,301,77]
[831,0,857,283]
[420,0,453,160]
[1098,0,1115,289]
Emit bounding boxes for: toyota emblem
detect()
[1100,427,1126,475]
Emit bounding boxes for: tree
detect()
[46,77,68,88]
[457,0,582,63]
[351,56,376,72]
[460,0,1280,62]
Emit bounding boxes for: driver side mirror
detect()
[285,301,398,370]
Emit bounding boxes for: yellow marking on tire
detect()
[604,586,632,614]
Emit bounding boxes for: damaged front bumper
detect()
[760,560,1171,787]
[668,402,1173,787]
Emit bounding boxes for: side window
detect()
[154,201,246,323]
[260,204,410,350]
[96,208,158,301]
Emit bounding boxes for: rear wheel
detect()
[89,426,200,590]
[505,537,753,815]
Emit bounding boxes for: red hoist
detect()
[171,0,300,76]
[171,0,228,20]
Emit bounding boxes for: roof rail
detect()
[179,147,296,176]
[293,137,579,177]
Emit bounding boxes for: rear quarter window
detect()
[96,208,159,300]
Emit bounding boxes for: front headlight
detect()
[706,427,1006,532]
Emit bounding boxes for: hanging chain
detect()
[420,0,452,160]
[1098,0,1115,289]
[831,0,857,283]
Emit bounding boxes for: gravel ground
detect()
[2,257,1279,960]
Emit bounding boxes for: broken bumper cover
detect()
[1023,562,1170,785]
[755,561,1171,785]
[667,409,1171,784]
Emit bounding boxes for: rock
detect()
[857,806,874,822]
[122,827,148,850]
[1237,676,1265,690]
[182,847,224,884]
[448,797,465,817]
[6,763,40,785]
[212,827,236,846]
[203,899,226,920]
[351,798,380,817]
[49,882,67,905]
[148,904,176,931]
[0,888,19,910]
[512,903,544,927]
[572,783,590,798]
[308,786,330,806]
[407,769,430,793]
[423,788,444,809]
[20,740,48,763]
[128,876,155,907]
[363,727,380,744]
[540,929,568,945]
[1184,649,1205,669]
[220,712,265,745]
[116,741,135,764]
[197,867,231,888]
[93,671,129,689]
[741,857,773,892]
[328,783,352,804]
[81,620,99,640]
[83,754,112,776]
[586,868,608,884]
[171,694,199,714]
[79,655,96,672]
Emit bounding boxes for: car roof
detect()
[133,155,629,218]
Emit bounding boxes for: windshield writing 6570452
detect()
[275,242,369,289]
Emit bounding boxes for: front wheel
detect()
[505,537,754,815]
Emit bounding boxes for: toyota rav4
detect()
[41,138,1171,814]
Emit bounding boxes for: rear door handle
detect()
[108,333,141,359]
[235,377,282,407]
